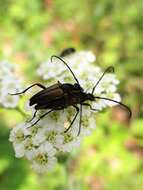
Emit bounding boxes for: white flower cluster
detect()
[9,50,121,173]
[38,50,121,109]
[0,60,22,108]
[9,110,82,173]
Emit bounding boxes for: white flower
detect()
[0,60,22,108]
[40,128,63,148]
[12,142,25,158]
[1,92,20,108]
[9,123,30,143]
[30,142,57,173]
[39,110,67,133]
[59,132,81,152]
[9,123,31,157]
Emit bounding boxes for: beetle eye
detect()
[74,83,80,89]
[74,83,83,91]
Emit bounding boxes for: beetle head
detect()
[74,83,83,91]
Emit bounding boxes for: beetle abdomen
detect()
[35,97,66,110]
[29,86,64,106]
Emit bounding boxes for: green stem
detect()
[15,107,27,118]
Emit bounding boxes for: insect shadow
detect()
[9,51,132,135]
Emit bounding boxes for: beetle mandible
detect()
[10,51,132,135]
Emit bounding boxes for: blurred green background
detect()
[0,0,143,189]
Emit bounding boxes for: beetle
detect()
[10,54,132,135]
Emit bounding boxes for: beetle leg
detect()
[29,109,53,127]
[82,103,99,112]
[64,106,79,133]
[77,104,82,136]
[9,83,46,95]
[26,110,38,123]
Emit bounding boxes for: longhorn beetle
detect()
[10,54,132,135]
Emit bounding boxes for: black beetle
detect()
[10,54,131,135]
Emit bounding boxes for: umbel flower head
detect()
[9,49,122,173]
[0,60,22,108]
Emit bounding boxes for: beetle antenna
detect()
[92,66,114,94]
[95,96,132,118]
[51,55,80,85]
